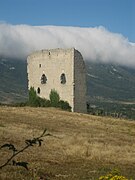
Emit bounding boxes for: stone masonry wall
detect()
[74,50,87,113]
[27,48,86,113]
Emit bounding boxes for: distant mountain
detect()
[0,58,135,105]
[0,58,28,104]
[86,61,135,102]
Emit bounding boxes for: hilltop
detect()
[0,107,135,179]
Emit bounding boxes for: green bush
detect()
[37,97,51,107]
[58,100,71,111]
[49,89,60,107]
[28,87,71,111]
[13,102,28,107]
[28,87,39,107]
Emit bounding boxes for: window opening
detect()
[37,87,40,94]
[41,74,47,84]
[60,73,66,84]
[39,64,41,68]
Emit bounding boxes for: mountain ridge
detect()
[0,58,135,104]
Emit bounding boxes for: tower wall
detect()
[74,50,87,113]
[27,48,86,113]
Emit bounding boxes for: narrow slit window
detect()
[37,87,40,94]
[60,73,66,84]
[39,64,41,68]
[41,74,47,84]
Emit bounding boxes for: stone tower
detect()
[27,48,86,113]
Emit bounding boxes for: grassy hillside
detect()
[0,107,135,179]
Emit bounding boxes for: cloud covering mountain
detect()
[0,23,135,67]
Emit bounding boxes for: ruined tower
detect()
[27,48,86,113]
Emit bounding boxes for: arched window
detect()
[60,73,66,84]
[37,87,40,94]
[41,74,47,84]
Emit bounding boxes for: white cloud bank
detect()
[0,23,135,67]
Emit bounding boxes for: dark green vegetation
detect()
[49,89,60,107]
[0,58,135,118]
[28,87,71,111]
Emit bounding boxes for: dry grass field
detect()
[0,106,135,179]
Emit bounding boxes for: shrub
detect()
[49,89,60,107]
[13,102,28,107]
[58,100,71,111]
[37,97,51,107]
[28,87,50,107]
[28,87,71,111]
[28,87,39,107]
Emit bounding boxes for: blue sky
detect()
[0,0,134,42]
